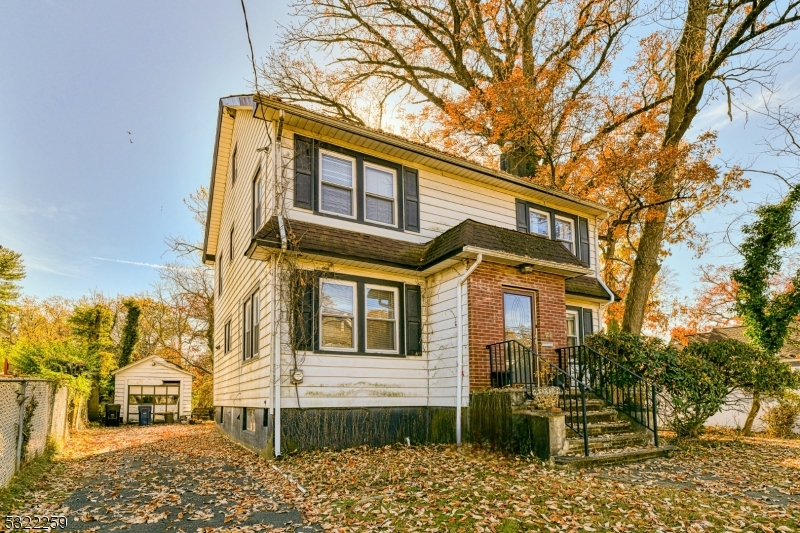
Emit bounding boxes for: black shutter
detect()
[578,217,590,266]
[515,200,529,232]
[294,274,315,351]
[404,168,420,232]
[294,137,314,210]
[582,308,594,341]
[405,284,422,355]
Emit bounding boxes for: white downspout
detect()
[594,213,614,331]
[272,119,287,457]
[455,253,482,445]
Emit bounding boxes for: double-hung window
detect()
[243,290,259,360]
[320,151,356,218]
[555,216,575,252]
[364,164,396,226]
[365,285,398,352]
[224,320,232,353]
[529,208,550,237]
[252,171,263,234]
[565,311,579,347]
[320,280,357,350]
[229,226,234,263]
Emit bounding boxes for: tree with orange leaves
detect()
[261,0,800,333]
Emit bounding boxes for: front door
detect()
[503,291,536,349]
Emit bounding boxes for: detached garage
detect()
[112,355,193,424]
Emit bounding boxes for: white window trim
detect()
[320,279,358,352]
[243,290,260,361]
[363,162,398,227]
[565,310,579,346]
[364,284,400,355]
[554,215,575,252]
[528,207,551,237]
[319,149,357,219]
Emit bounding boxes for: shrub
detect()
[764,391,800,439]
[585,332,728,438]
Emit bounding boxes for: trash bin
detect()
[165,412,174,424]
[138,405,152,426]
[105,404,121,427]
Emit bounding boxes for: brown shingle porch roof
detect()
[248,216,590,272]
[565,275,616,301]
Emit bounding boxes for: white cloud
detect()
[91,257,196,272]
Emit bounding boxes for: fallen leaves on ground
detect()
[8,424,317,533]
[8,424,800,533]
[262,428,800,532]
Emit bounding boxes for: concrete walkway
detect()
[10,424,319,533]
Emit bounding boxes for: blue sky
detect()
[1,1,797,303]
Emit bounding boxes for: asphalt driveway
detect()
[8,424,319,533]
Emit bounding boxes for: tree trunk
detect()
[743,392,762,436]
[620,0,710,333]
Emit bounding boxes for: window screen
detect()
[320,153,354,216]
[529,209,550,237]
[555,217,575,252]
[366,286,397,352]
[365,165,395,225]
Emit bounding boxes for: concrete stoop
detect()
[554,445,679,469]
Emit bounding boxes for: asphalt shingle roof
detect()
[251,216,590,272]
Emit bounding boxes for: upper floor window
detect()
[229,226,234,263]
[320,151,356,218]
[293,136,421,232]
[364,164,396,226]
[217,262,223,296]
[252,170,263,234]
[231,145,238,184]
[529,208,550,238]
[555,216,575,252]
[516,199,591,267]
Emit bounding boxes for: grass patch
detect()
[0,441,59,515]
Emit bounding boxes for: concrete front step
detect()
[554,445,679,469]
[565,408,619,423]
[567,432,651,453]
[585,420,634,436]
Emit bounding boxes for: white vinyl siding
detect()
[213,113,273,409]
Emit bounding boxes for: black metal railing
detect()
[557,345,659,446]
[487,340,591,456]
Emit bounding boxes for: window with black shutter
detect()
[515,199,592,266]
[293,135,417,233]
[292,271,419,356]
[403,168,420,232]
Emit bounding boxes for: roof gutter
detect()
[594,212,615,330]
[456,254,482,444]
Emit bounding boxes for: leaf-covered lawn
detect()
[269,428,800,532]
[8,425,800,532]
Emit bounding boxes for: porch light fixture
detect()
[518,264,535,274]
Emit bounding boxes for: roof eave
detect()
[253,96,616,216]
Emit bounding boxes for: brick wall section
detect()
[0,379,69,489]
[467,262,567,391]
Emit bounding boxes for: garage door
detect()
[127,384,180,423]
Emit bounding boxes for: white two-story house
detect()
[203,95,615,456]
